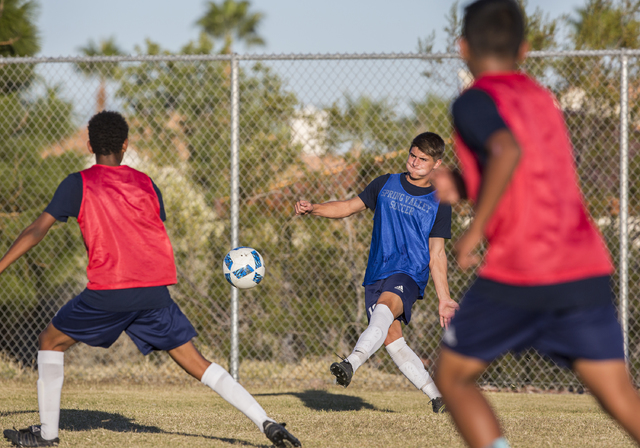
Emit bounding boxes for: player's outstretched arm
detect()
[455,129,521,270]
[295,196,366,219]
[0,212,57,275]
[429,237,459,329]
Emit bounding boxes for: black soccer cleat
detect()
[330,357,354,388]
[263,421,301,448]
[3,425,59,447]
[430,396,448,414]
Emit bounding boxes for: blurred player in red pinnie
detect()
[432,1,640,447]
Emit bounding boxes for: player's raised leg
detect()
[435,348,507,448]
[384,320,445,413]
[331,291,401,387]
[168,341,301,447]
[573,359,640,443]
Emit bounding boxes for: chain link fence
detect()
[0,50,639,391]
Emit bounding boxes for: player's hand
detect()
[454,227,483,270]
[439,297,459,329]
[432,165,461,204]
[295,200,314,215]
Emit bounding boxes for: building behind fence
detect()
[0,50,639,390]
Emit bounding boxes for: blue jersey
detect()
[363,173,441,291]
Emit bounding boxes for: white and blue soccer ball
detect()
[223,247,266,289]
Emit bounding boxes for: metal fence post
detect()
[230,53,240,380]
[619,48,630,360]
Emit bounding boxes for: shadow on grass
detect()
[59,409,162,434]
[257,389,395,413]
[3,409,269,447]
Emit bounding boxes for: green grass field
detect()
[0,380,634,448]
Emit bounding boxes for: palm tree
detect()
[0,0,40,92]
[0,0,39,55]
[196,0,265,54]
[75,37,124,112]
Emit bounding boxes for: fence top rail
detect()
[0,52,455,64]
[0,49,638,64]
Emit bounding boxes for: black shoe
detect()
[330,358,353,388]
[263,421,301,448]
[3,425,59,447]
[430,397,448,414]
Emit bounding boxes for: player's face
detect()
[406,147,441,180]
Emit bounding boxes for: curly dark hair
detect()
[410,132,445,160]
[87,111,129,156]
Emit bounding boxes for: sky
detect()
[37,0,586,57]
[33,0,589,125]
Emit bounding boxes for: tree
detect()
[408,94,451,146]
[75,37,125,112]
[443,1,462,53]
[517,0,559,51]
[196,0,265,54]
[514,0,560,77]
[0,0,80,328]
[0,0,39,56]
[0,84,82,365]
[417,1,559,79]
[555,0,640,168]
[325,95,404,155]
[569,0,640,49]
[0,0,40,93]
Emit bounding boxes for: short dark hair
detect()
[410,132,445,160]
[88,111,129,156]
[462,0,524,59]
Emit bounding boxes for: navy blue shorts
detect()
[365,273,422,325]
[52,295,198,355]
[442,291,625,368]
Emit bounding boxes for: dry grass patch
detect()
[0,380,634,447]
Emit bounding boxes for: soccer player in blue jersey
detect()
[432,1,640,447]
[2,111,300,448]
[295,132,459,413]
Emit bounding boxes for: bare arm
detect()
[429,237,459,329]
[0,212,58,275]
[455,128,521,269]
[431,165,467,204]
[295,196,367,219]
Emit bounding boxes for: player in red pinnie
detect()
[1,111,300,448]
[432,1,640,447]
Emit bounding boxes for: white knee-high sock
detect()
[385,337,441,399]
[37,350,64,440]
[346,304,395,373]
[200,363,273,432]
[483,437,511,448]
